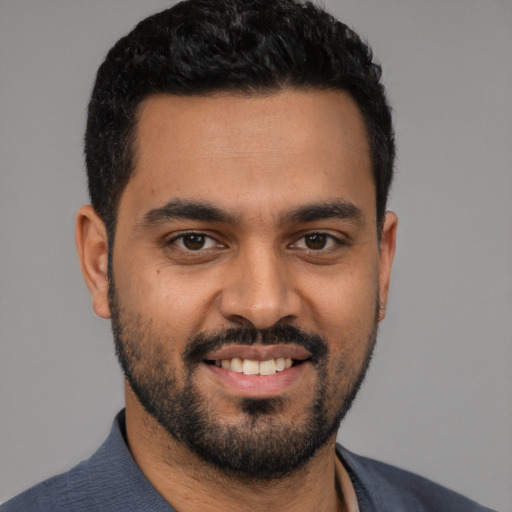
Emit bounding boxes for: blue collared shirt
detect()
[1,410,496,512]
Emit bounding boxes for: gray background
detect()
[1,1,510,510]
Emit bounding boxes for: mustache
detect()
[183,324,328,365]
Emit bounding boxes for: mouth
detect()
[205,344,311,372]
[201,344,313,395]
[204,356,308,376]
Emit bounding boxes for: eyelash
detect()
[166,232,222,252]
[290,232,346,251]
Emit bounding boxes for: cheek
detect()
[113,255,222,338]
[303,261,379,336]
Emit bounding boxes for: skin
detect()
[76,89,397,512]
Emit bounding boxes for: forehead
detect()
[122,90,374,222]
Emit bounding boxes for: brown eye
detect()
[304,233,328,250]
[167,232,225,259]
[181,234,207,250]
[170,233,216,251]
[289,232,345,257]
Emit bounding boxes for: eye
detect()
[171,233,220,251]
[291,232,342,251]
[303,233,329,250]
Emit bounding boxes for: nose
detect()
[218,245,303,329]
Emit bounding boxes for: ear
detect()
[75,205,111,319]
[377,212,398,322]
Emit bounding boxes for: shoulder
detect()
[1,411,175,512]
[1,416,125,512]
[0,461,92,512]
[337,445,497,512]
[1,416,113,512]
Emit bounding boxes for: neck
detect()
[124,387,345,512]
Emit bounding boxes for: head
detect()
[77,0,397,481]
[85,0,394,240]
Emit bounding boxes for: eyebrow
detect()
[140,199,237,227]
[140,198,364,229]
[286,200,364,225]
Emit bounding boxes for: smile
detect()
[200,344,313,397]
[208,357,294,375]
[204,344,311,374]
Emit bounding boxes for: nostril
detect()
[223,314,256,329]
[217,273,302,331]
[222,314,299,332]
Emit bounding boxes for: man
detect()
[1,0,497,511]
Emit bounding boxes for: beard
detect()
[110,282,378,481]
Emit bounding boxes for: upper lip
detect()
[206,344,312,361]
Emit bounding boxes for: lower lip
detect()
[202,362,311,398]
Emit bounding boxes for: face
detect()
[80,90,396,479]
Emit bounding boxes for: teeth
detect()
[214,357,296,375]
[259,359,276,375]
[231,357,243,373]
[242,359,260,375]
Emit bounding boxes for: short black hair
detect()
[85,0,394,237]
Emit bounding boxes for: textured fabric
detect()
[337,448,497,512]
[2,412,173,512]
[2,411,497,512]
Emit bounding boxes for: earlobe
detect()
[377,212,398,322]
[75,205,111,319]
